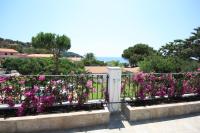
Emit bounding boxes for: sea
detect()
[96,57,128,63]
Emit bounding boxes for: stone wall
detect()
[0,106,110,133]
[122,101,200,121]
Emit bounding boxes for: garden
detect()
[1,70,200,118]
[121,71,200,121]
[0,74,108,118]
[122,71,200,105]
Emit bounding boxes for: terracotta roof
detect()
[85,66,108,74]
[85,66,141,74]
[123,67,140,73]
[0,48,18,53]
[67,57,82,62]
[27,54,53,58]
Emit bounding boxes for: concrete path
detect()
[42,113,200,133]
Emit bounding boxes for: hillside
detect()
[0,37,30,46]
[62,51,83,58]
[0,37,82,57]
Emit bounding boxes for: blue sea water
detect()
[96,57,128,63]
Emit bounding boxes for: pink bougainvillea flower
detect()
[31,96,39,107]
[17,102,27,116]
[24,91,34,98]
[149,74,156,81]
[33,85,39,93]
[0,97,3,103]
[158,86,166,97]
[185,72,192,78]
[83,93,89,97]
[38,75,45,81]
[18,80,25,85]
[3,86,13,93]
[121,82,125,93]
[138,89,145,100]
[197,68,200,71]
[46,95,55,105]
[37,103,45,113]
[168,87,175,97]
[62,85,67,90]
[17,106,24,116]
[92,88,97,93]
[6,96,15,107]
[68,94,73,103]
[133,72,146,84]
[50,80,57,85]
[86,80,93,88]
[56,80,62,84]
[0,77,7,83]
[182,80,189,94]
[40,95,55,106]
[145,84,152,92]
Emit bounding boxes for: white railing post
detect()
[107,67,121,112]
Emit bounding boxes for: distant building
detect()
[26,54,53,58]
[85,66,108,74]
[85,66,140,74]
[122,67,140,74]
[0,48,18,56]
[67,57,82,62]
[0,48,82,63]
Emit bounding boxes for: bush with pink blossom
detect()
[0,75,97,116]
[122,72,200,100]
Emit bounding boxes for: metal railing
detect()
[121,72,200,101]
[0,74,109,106]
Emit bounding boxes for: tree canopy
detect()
[139,27,200,73]
[2,58,85,75]
[82,53,105,66]
[122,44,156,67]
[159,27,200,61]
[32,32,71,74]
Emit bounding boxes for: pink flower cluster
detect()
[0,75,98,116]
[0,76,7,83]
[38,75,45,81]
[131,72,200,100]
[86,80,93,89]
[133,72,146,83]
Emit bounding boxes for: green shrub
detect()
[2,58,85,75]
[139,55,199,73]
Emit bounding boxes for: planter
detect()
[122,101,200,121]
[0,106,110,133]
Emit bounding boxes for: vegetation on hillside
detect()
[82,53,106,66]
[2,58,85,75]
[0,37,82,57]
[122,27,200,73]
[122,44,157,67]
[32,32,71,74]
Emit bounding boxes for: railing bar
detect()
[101,75,103,99]
[97,75,99,99]
[106,75,109,102]
[128,74,131,98]
[92,75,94,99]
[18,73,109,77]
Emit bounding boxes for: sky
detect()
[0,0,200,57]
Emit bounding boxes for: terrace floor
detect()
[41,112,200,133]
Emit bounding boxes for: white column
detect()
[107,67,121,112]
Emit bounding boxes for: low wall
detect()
[0,106,110,133]
[122,101,200,121]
